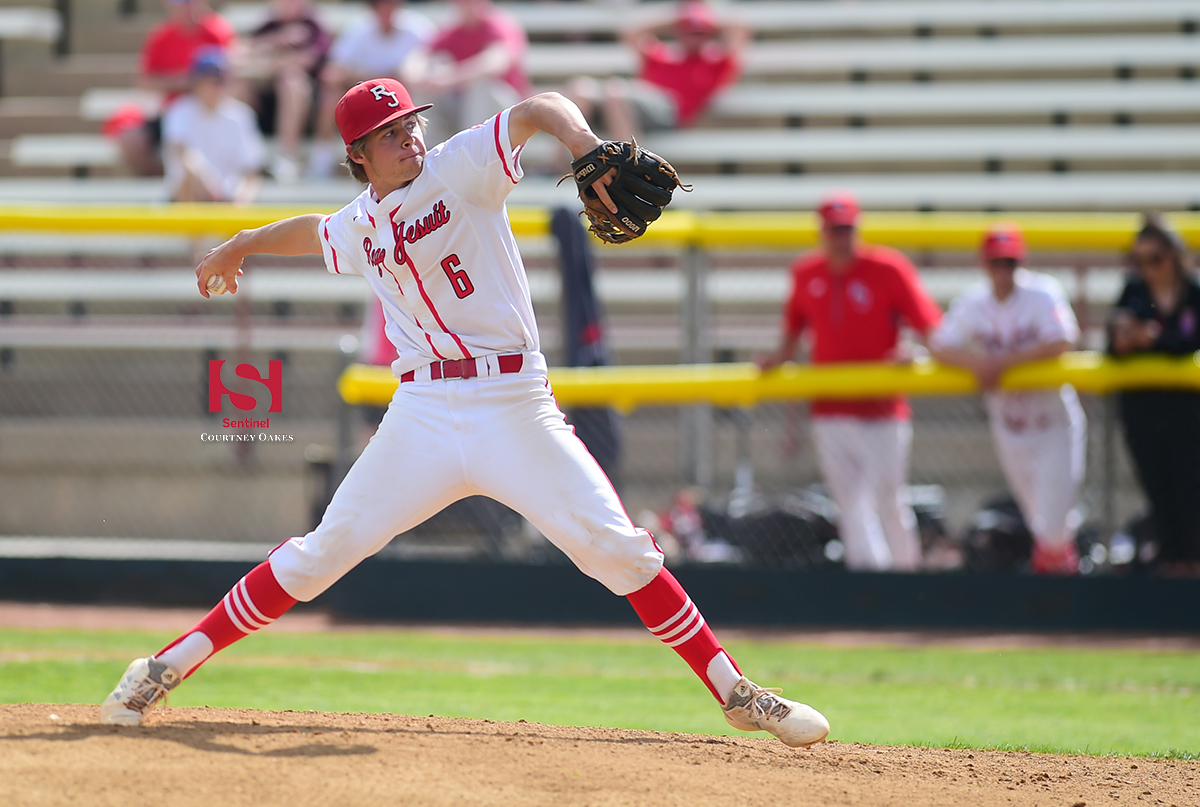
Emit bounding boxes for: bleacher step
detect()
[32,53,138,98]
[0,96,92,138]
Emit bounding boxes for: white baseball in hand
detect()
[206,275,228,295]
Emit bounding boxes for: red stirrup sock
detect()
[156,561,297,678]
[626,568,742,703]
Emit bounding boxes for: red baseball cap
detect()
[335,78,433,146]
[677,1,718,33]
[817,192,860,227]
[981,223,1026,261]
[101,103,146,138]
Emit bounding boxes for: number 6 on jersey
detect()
[441,254,474,299]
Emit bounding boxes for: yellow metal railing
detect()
[3,205,1199,250]
[337,352,1200,412]
[12,205,1198,409]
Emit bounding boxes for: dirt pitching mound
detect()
[1,703,1194,807]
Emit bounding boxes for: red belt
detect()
[400,353,524,383]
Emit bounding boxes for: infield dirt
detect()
[1,702,1195,807]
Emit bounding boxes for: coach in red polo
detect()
[758,192,942,571]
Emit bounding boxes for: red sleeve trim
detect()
[322,220,340,274]
[494,112,517,185]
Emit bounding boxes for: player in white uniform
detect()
[929,224,1086,574]
[99,78,829,748]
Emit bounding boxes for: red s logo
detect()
[208,360,283,413]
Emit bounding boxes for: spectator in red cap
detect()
[930,223,1086,575]
[565,0,749,142]
[758,192,942,572]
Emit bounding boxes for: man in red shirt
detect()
[566,0,748,141]
[758,193,943,572]
[112,0,237,176]
[402,0,530,144]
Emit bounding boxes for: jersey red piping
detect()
[322,221,341,274]
[376,254,444,357]
[494,113,517,185]
[398,250,473,359]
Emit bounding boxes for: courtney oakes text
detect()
[201,433,295,442]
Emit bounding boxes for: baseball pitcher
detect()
[100,79,829,748]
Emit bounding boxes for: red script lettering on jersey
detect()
[362,238,387,276]
[392,200,451,265]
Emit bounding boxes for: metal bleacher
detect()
[0,0,1194,212]
[220,0,1200,39]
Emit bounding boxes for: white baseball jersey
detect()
[932,268,1086,545]
[931,268,1082,432]
[319,108,536,378]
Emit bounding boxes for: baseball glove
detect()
[562,139,690,244]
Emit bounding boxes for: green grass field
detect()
[2,627,1197,758]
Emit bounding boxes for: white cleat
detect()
[99,657,181,726]
[722,676,830,748]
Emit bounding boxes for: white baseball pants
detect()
[269,352,665,601]
[991,416,1086,549]
[811,416,922,572]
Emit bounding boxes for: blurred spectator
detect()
[930,224,1086,575]
[402,0,531,144]
[163,48,264,204]
[1108,214,1200,575]
[240,0,331,182]
[757,192,942,572]
[309,0,433,177]
[566,0,748,141]
[114,0,237,177]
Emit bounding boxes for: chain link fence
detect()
[0,233,1150,574]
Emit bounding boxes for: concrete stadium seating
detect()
[708,79,1200,123]
[80,78,1200,128]
[23,123,1200,177]
[0,7,59,44]
[0,170,1197,213]
[3,1,1200,205]
[523,35,1200,80]
[221,0,1200,39]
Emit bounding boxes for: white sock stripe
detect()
[657,605,701,643]
[222,593,254,634]
[236,578,272,627]
[228,587,259,631]
[647,597,694,635]
[666,615,707,647]
[230,582,270,631]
